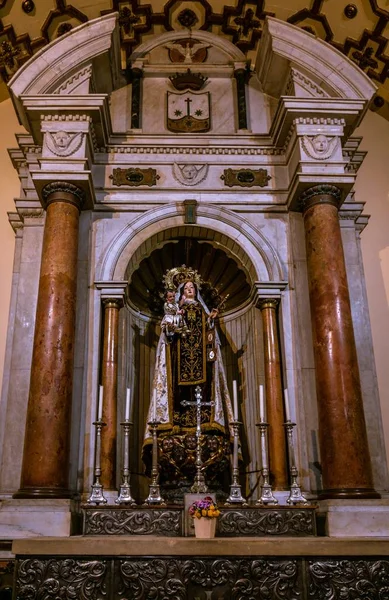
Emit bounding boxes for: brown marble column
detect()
[259,299,288,489]
[300,184,378,499]
[15,182,85,498]
[100,298,122,490]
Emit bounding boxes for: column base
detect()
[13,487,75,500]
[319,488,381,500]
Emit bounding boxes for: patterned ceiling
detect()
[1,0,389,119]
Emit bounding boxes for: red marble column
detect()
[259,299,288,489]
[300,184,378,499]
[15,182,84,499]
[100,298,122,490]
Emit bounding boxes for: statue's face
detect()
[313,135,328,153]
[182,165,197,180]
[166,291,175,303]
[183,281,195,299]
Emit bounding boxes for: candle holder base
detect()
[115,483,137,506]
[87,483,107,505]
[287,482,310,505]
[143,484,166,506]
[256,482,279,506]
[225,484,248,505]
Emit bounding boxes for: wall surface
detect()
[0,99,25,389]
[355,110,389,468]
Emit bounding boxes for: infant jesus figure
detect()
[161,289,188,338]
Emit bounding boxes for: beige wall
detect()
[0,99,25,390]
[0,102,388,469]
[355,109,389,465]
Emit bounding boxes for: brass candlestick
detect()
[87,419,107,505]
[143,421,165,506]
[284,420,309,505]
[225,420,247,505]
[116,419,137,506]
[256,420,278,505]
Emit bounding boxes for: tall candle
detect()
[232,380,238,420]
[152,388,157,422]
[259,385,265,421]
[125,387,131,421]
[284,388,291,422]
[98,385,103,421]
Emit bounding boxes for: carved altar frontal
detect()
[82,505,317,537]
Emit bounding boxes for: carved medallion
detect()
[221,168,271,187]
[110,167,159,187]
[167,91,210,133]
[173,163,208,186]
[301,135,339,160]
[46,131,83,156]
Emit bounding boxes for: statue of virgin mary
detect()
[143,266,234,499]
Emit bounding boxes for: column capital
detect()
[103,298,123,310]
[42,182,85,211]
[254,281,288,307]
[258,298,279,311]
[298,184,342,214]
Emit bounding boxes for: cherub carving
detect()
[173,163,208,186]
[301,134,339,161]
[46,131,83,157]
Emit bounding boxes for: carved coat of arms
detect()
[167,90,210,133]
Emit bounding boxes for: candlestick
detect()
[232,380,238,421]
[284,388,291,422]
[97,385,103,421]
[125,387,131,421]
[259,385,265,422]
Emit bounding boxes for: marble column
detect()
[300,184,378,499]
[15,182,84,498]
[100,298,122,490]
[259,299,288,489]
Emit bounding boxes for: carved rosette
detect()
[41,181,86,210]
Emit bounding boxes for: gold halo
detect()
[163,265,203,291]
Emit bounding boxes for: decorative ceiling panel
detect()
[1,0,389,117]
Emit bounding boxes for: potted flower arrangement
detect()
[189,496,220,538]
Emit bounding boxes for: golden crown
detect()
[163,265,203,291]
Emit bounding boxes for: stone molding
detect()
[105,145,285,156]
[55,64,93,95]
[299,185,342,213]
[42,182,86,210]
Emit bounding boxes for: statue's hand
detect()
[210,308,219,319]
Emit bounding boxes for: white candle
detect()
[152,388,157,422]
[284,388,291,422]
[259,385,265,422]
[125,387,131,421]
[98,385,103,421]
[232,380,238,420]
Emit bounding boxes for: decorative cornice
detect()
[42,181,86,210]
[299,185,342,213]
[41,114,92,122]
[105,146,285,156]
[293,117,346,126]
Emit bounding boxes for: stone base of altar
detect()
[11,536,389,600]
[0,499,79,540]
[318,499,389,537]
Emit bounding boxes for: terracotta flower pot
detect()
[193,517,217,538]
